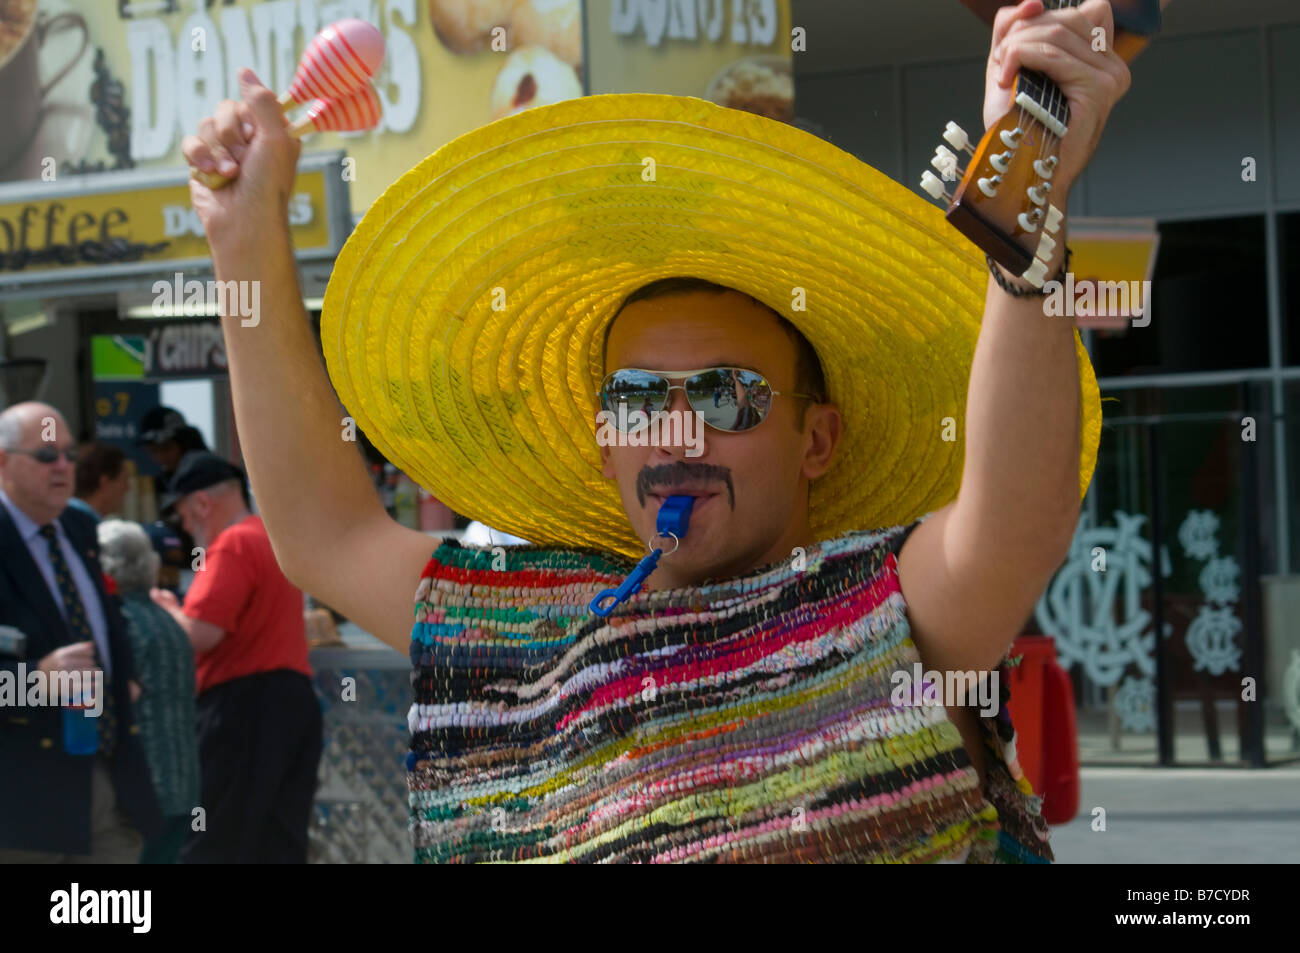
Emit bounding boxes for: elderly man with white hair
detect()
[97,518,200,864]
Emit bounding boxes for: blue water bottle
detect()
[63,686,99,756]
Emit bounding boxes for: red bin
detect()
[1004,635,1079,825]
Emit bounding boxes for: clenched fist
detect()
[181,68,303,257]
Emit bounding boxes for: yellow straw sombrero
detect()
[321,92,1100,560]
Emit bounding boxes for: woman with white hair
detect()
[97,519,200,864]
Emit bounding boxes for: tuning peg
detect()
[1028,183,1051,206]
[990,151,1013,174]
[1021,258,1050,288]
[943,121,973,154]
[1000,127,1024,149]
[920,170,951,201]
[1033,156,1057,179]
[977,175,1001,198]
[1018,211,1041,233]
[931,146,961,180]
[1045,204,1065,234]
[1036,233,1058,260]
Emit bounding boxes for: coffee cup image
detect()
[0,0,90,173]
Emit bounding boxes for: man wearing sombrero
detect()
[182,0,1129,862]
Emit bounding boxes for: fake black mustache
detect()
[635,461,735,509]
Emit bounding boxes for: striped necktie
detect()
[38,525,117,757]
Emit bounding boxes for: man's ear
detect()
[801,403,842,482]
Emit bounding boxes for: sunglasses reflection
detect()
[601,366,780,434]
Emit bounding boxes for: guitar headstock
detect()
[922,0,1169,286]
[920,75,1067,287]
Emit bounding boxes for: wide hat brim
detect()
[321,93,1100,560]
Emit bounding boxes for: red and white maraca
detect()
[192,19,385,190]
[280,19,385,109]
[288,82,383,136]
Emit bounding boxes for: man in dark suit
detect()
[0,402,162,861]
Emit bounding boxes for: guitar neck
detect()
[1014,0,1165,139]
[969,0,1164,127]
[1014,1,1081,135]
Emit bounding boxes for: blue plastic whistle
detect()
[588,495,695,617]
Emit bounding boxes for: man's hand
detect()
[149,588,180,613]
[37,641,99,677]
[181,68,302,257]
[150,588,225,654]
[983,0,1131,198]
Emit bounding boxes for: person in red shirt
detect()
[151,451,321,863]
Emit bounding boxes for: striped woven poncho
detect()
[406,524,1054,863]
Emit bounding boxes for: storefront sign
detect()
[94,327,227,380]
[1067,220,1161,330]
[0,152,346,295]
[144,323,227,378]
[0,0,584,212]
[588,0,793,120]
[2,1,791,217]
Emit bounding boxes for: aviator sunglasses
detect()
[599,367,820,434]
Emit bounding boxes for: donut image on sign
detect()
[489,45,581,120]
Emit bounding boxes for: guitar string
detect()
[993,0,1081,255]
[1039,0,1078,223]
[1022,0,1072,253]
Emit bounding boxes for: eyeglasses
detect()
[598,367,820,434]
[8,446,79,465]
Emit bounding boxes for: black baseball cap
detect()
[159,451,246,514]
[142,520,187,569]
[136,406,188,446]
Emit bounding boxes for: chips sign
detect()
[93,327,227,380]
[143,322,228,378]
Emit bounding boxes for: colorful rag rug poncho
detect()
[406,524,1054,863]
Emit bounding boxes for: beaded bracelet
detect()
[987,246,1072,298]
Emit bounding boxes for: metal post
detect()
[1149,420,1174,765]
[1239,382,1267,766]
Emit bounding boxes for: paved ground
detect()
[1048,767,1300,863]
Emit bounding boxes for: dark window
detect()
[1282,212,1300,367]
[1091,216,1269,378]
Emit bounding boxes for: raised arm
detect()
[181,69,434,652]
[897,0,1131,674]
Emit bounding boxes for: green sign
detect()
[91,335,145,381]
